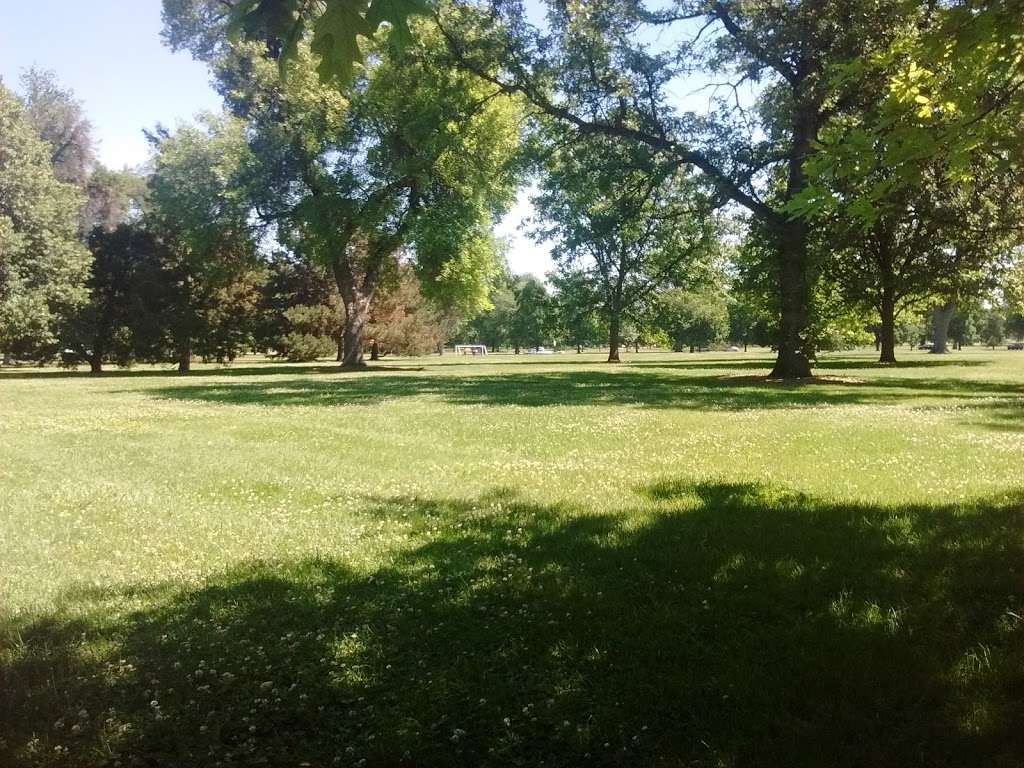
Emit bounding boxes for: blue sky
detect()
[0,1,222,169]
[0,0,554,277]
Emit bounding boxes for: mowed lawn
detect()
[2,349,1023,767]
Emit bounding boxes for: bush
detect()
[282,332,336,362]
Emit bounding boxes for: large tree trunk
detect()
[340,295,371,368]
[331,242,385,370]
[177,340,191,373]
[2,351,11,366]
[879,290,897,364]
[177,271,193,373]
[89,333,105,374]
[874,226,898,364]
[607,313,621,363]
[770,222,814,379]
[90,313,112,374]
[931,301,956,354]
[770,95,818,380]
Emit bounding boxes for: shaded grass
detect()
[145,368,1024,411]
[4,483,1024,767]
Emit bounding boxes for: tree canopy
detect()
[0,82,91,361]
[174,13,524,366]
[533,132,718,361]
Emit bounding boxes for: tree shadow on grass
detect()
[813,356,993,371]
[146,368,1024,414]
[967,401,1024,433]
[0,363,350,381]
[3,482,1023,767]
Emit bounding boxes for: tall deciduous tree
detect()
[821,163,1024,361]
[167,11,522,368]
[465,273,517,352]
[655,287,729,353]
[0,82,91,363]
[550,269,605,354]
[18,68,149,236]
[533,134,716,362]
[64,224,170,373]
[510,275,553,353]
[797,10,1024,363]
[436,0,919,377]
[146,115,261,372]
[18,68,96,188]
[366,263,454,358]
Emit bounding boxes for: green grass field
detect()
[2,349,1023,767]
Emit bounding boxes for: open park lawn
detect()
[2,349,1023,767]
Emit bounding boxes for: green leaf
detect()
[365,0,430,47]
[311,0,374,84]
[227,0,302,45]
[226,0,433,86]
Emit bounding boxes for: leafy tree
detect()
[979,310,1005,349]
[465,276,516,352]
[84,167,149,234]
[1004,261,1024,317]
[1002,261,1024,342]
[18,68,151,241]
[162,9,523,367]
[807,53,1024,362]
[146,115,261,372]
[827,2,1024,202]
[532,134,716,362]
[17,68,96,187]
[550,269,605,353]
[282,304,343,361]
[509,275,552,352]
[776,0,1024,364]
[439,0,919,377]
[895,313,926,350]
[654,288,729,353]
[257,257,341,357]
[0,82,91,363]
[727,291,771,352]
[62,224,171,372]
[366,263,452,358]
[809,283,874,352]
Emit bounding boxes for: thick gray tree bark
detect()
[931,301,956,354]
